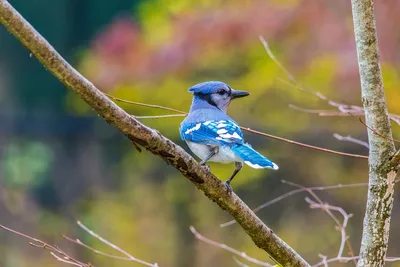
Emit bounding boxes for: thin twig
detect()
[288,103,364,117]
[357,117,400,143]
[318,255,328,267]
[259,35,399,159]
[241,127,368,159]
[220,181,368,228]
[333,133,369,149]
[283,181,357,265]
[0,224,91,267]
[50,252,84,267]
[76,221,158,267]
[193,222,400,267]
[281,78,400,126]
[233,257,251,267]
[312,256,359,267]
[190,226,272,267]
[0,222,158,267]
[385,257,400,262]
[259,37,400,130]
[134,114,186,119]
[63,236,133,261]
[105,93,187,114]
[107,94,369,159]
[259,36,296,81]
[305,197,352,259]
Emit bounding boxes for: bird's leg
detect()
[199,146,218,165]
[199,146,218,172]
[224,162,243,193]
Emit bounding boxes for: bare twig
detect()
[288,104,364,117]
[260,33,399,168]
[280,76,400,127]
[385,257,400,262]
[233,257,251,267]
[259,36,296,82]
[49,252,85,267]
[288,102,400,127]
[284,180,399,267]
[220,180,368,228]
[63,235,132,261]
[312,256,359,267]
[192,221,400,267]
[283,181,357,265]
[73,221,158,267]
[105,93,187,114]
[190,226,272,267]
[1,222,159,267]
[0,224,92,267]
[108,94,368,160]
[241,127,368,159]
[357,117,400,143]
[318,255,328,267]
[305,198,352,260]
[259,36,400,130]
[134,114,186,119]
[333,133,369,149]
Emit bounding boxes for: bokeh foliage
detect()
[1,0,400,266]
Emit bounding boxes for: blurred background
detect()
[0,0,400,266]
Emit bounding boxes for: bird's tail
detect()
[231,144,279,170]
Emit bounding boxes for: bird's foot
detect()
[223,181,233,194]
[199,161,210,172]
[202,165,210,172]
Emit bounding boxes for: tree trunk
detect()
[351,0,399,266]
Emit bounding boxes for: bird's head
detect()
[188,81,249,112]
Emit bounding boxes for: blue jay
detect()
[180,81,278,192]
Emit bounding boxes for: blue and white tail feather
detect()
[231,144,279,170]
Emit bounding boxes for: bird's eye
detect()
[217,89,226,95]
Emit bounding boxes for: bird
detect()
[180,81,278,192]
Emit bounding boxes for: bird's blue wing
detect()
[180,120,244,146]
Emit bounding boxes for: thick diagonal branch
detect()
[351,0,399,266]
[0,1,309,266]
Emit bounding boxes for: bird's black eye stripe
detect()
[217,89,225,95]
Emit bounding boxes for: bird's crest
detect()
[188,81,228,95]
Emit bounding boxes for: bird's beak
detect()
[231,89,250,99]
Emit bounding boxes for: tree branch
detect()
[0,1,309,266]
[351,0,399,266]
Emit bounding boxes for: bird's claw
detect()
[223,181,233,194]
[201,165,210,172]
